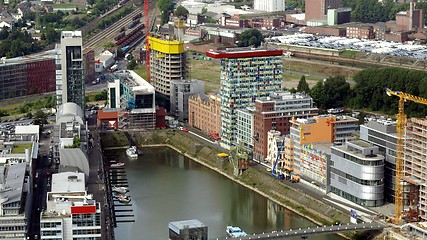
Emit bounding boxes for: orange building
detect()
[188,93,221,136]
[284,115,358,183]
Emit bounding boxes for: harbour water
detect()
[111,147,344,240]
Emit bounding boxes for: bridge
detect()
[225,222,386,239]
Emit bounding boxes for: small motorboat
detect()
[110,162,125,168]
[117,195,131,204]
[226,226,247,237]
[112,185,129,194]
[126,146,138,158]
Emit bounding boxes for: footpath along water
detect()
[111,147,345,240]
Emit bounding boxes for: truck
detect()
[109,64,118,72]
[271,139,285,180]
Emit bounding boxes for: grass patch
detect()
[133,65,148,80]
[99,131,129,148]
[188,59,220,84]
[341,50,359,58]
[12,143,33,154]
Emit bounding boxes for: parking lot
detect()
[268,33,427,59]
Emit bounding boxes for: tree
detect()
[127,59,137,70]
[201,7,208,14]
[116,47,124,59]
[174,6,189,18]
[311,75,350,109]
[87,0,95,6]
[103,42,115,48]
[32,110,48,126]
[238,29,264,48]
[297,75,310,93]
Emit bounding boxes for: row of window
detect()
[331,148,384,166]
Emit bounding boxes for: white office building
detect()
[56,31,85,110]
[236,107,255,152]
[40,172,101,240]
[254,0,285,12]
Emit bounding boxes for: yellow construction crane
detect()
[385,88,427,224]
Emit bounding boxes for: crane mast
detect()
[144,0,150,82]
[385,88,427,224]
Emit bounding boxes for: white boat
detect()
[110,162,125,168]
[117,195,131,204]
[226,226,247,238]
[112,186,129,194]
[126,146,138,158]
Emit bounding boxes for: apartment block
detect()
[56,31,85,110]
[40,172,101,240]
[206,48,283,148]
[360,120,397,204]
[107,70,156,130]
[405,118,427,221]
[253,91,318,162]
[170,80,205,121]
[0,50,55,100]
[345,23,375,39]
[330,140,385,207]
[148,36,187,100]
[188,93,221,136]
[236,107,255,151]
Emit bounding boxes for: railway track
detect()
[83,6,143,49]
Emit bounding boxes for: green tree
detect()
[311,76,350,109]
[297,75,310,93]
[32,110,48,126]
[201,7,208,14]
[103,42,115,48]
[0,109,8,118]
[44,27,60,44]
[94,90,108,101]
[116,47,124,59]
[238,29,264,47]
[127,59,137,70]
[174,5,189,18]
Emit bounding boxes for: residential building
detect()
[188,93,221,137]
[0,50,56,100]
[0,162,30,239]
[305,0,342,21]
[254,0,285,12]
[148,36,187,102]
[206,48,283,148]
[56,31,85,110]
[265,130,286,168]
[107,70,156,130]
[83,48,95,84]
[286,115,358,183]
[253,91,318,161]
[330,140,385,207]
[360,119,397,204]
[96,49,115,71]
[405,118,427,221]
[40,172,101,240]
[170,80,204,121]
[236,107,255,151]
[345,23,374,39]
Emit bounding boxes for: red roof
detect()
[97,110,119,119]
[71,205,96,214]
[206,49,283,59]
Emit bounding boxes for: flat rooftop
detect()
[169,219,206,233]
[109,70,154,93]
[51,172,85,193]
[206,47,283,59]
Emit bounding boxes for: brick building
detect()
[188,93,222,136]
[305,0,342,21]
[345,23,374,39]
[253,91,318,161]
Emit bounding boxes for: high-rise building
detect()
[305,0,341,21]
[206,48,283,148]
[405,118,427,221]
[254,0,286,12]
[360,120,398,204]
[40,172,101,240]
[253,91,318,161]
[148,36,187,107]
[330,140,385,207]
[56,31,85,110]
